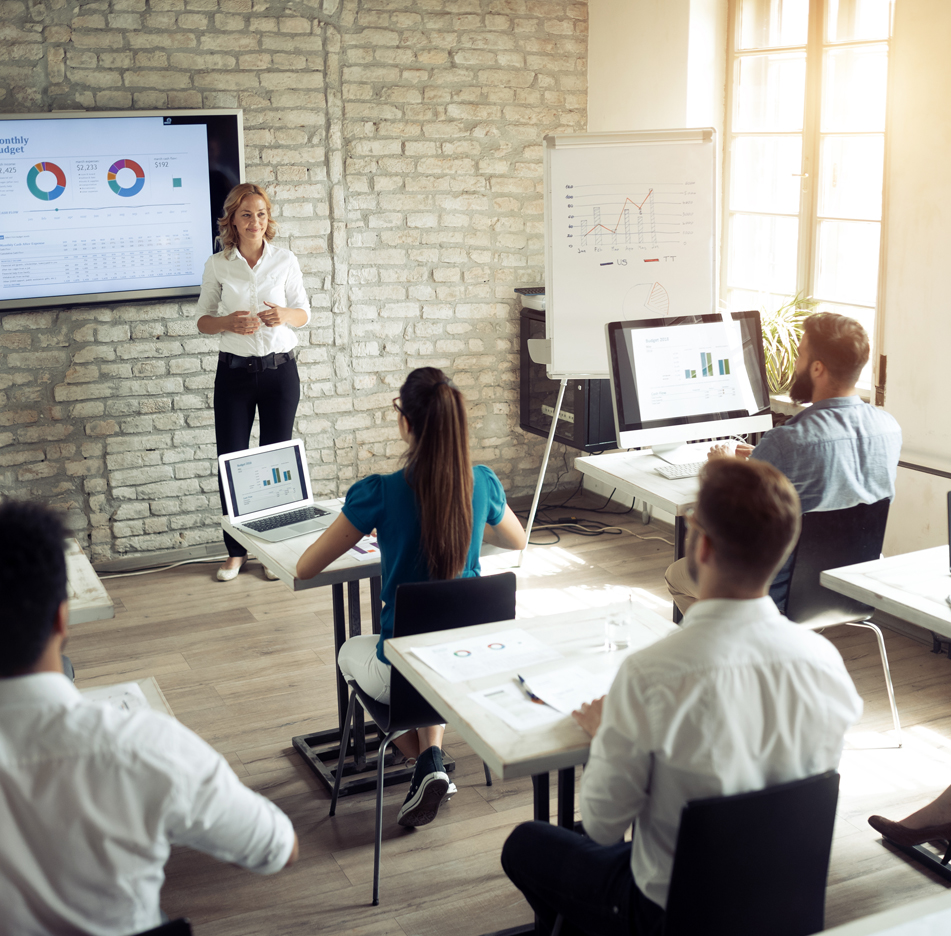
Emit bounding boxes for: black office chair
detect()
[130,919,192,936]
[663,771,841,936]
[784,498,901,742]
[329,571,518,906]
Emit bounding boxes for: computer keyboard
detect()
[655,461,706,480]
[244,505,330,532]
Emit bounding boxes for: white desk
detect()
[386,601,676,822]
[822,890,951,936]
[575,450,700,620]
[821,546,951,643]
[223,508,393,798]
[823,547,951,883]
[575,451,700,527]
[65,537,114,625]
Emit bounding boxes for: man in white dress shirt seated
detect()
[0,500,299,936]
[501,459,864,936]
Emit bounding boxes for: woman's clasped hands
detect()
[223,310,261,335]
[258,301,295,327]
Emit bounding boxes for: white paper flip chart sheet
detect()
[409,628,563,683]
[544,129,716,379]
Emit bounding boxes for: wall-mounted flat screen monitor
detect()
[606,310,773,454]
[0,109,244,313]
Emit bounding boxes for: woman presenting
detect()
[296,367,526,828]
[197,183,310,581]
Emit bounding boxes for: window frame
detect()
[720,0,893,399]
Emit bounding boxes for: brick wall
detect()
[0,0,587,562]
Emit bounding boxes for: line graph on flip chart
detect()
[543,129,717,379]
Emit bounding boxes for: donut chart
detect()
[107,159,145,197]
[27,162,67,201]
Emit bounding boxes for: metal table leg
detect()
[292,575,453,797]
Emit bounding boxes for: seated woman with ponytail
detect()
[296,367,527,827]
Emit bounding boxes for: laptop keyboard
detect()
[244,505,330,533]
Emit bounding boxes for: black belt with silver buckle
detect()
[219,349,295,372]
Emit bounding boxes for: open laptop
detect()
[218,439,336,542]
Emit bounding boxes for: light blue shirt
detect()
[750,395,901,611]
[750,396,902,514]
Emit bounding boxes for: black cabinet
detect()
[519,308,617,453]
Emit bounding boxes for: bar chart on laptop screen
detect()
[230,451,300,514]
[0,117,211,304]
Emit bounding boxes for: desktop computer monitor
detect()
[606,310,773,455]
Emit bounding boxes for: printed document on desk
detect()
[81,681,151,713]
[526,665,619,715]
[347,536,380,562]
[410,628,562,683]
[470,682,565,731]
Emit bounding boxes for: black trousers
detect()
[214,356,301,557]
[501,822,665,936]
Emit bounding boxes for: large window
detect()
[723,0,892,388]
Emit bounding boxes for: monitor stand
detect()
[651,441,717,466]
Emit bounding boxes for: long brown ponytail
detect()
[399,367,473,580]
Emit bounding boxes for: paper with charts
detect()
[410,628,563,683]
[347,536,380,562]
[469,682,565,732]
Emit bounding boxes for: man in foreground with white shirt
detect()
[0,499,299,936]
[501,459,863,936]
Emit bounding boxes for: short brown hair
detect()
[216,183,277,252]
[802,312,869,387]
[695,459,801,588]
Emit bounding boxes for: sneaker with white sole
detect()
[397,747,449,827]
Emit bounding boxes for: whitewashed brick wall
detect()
[0,0,587,561]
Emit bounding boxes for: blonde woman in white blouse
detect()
[197,183,310,581]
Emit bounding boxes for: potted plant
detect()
[760,293,817,395]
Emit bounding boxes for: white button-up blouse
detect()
[195,241,310,358]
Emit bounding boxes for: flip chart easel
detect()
[521,129,717,562]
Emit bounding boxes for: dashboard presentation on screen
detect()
[608,312,771,442]
[0,116,212,307]
[626,319,760,423]
[227,448,306,517]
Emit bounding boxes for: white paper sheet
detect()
[347,536,380,562]
[80,681,151,713]
[522,666,619,715]
[469,682,565,731]
[410,628,563,683]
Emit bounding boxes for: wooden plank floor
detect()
[68,495,951,935]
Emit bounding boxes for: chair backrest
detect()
[387,572,518,733]
[664,771,840,936]
[130,919,192,936]
[784,498,890,628]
